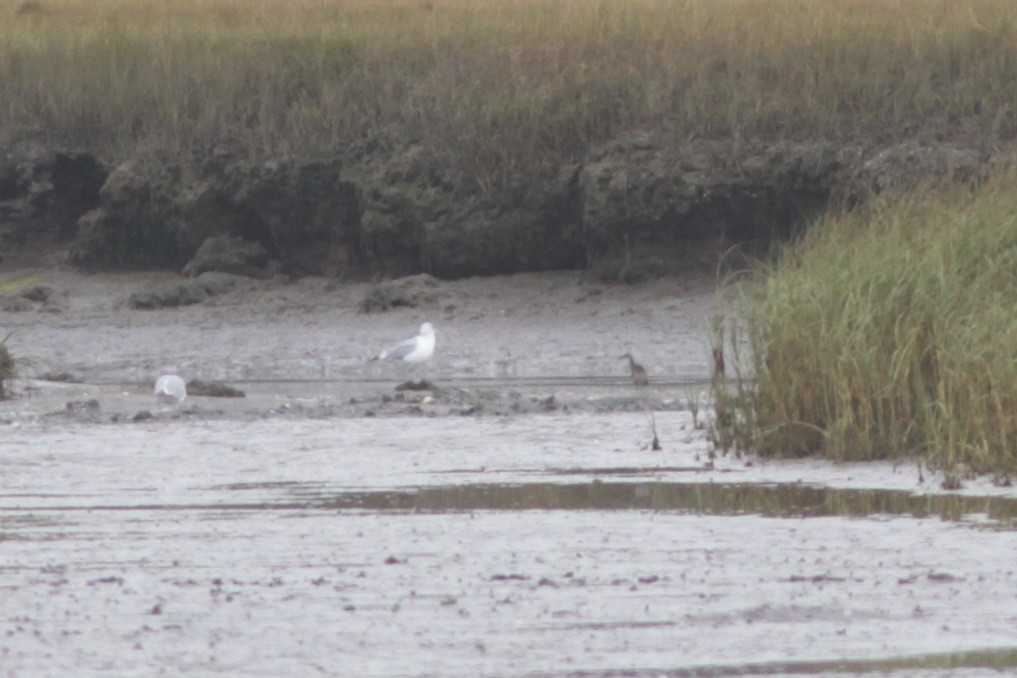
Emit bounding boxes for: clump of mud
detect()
[360,274,442,312]
[187,379,245,398]
[394,379,438,392]
[338,387,675,419]
[39,371,81,383]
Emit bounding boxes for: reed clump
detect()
[1,0,1015,188]
[0,334,14,400]
[724,174,1017,476]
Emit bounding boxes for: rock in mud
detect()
[360,273,442,312]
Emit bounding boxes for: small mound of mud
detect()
[20,285,53,302]
[187,379,245,398]
[394,379,438,392]
[233,384,686,422]
[0,282,60,313]
[360,274,441,312]
[0,297,32,312]
[44,398,103,422]
[128,272,255,309]
[39,371,81,383]
[183,234,274,278]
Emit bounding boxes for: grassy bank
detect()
[2,0,1015,188]
[719,175,1017,477]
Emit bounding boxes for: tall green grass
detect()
[0,331,14,400]
[722,174,1017,476]
[1,0,1015,187]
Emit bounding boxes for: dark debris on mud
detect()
[313,385,680,420]
[32,385,684,425]
[187,379,245,398]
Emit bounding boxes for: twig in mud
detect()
[647,413,661,451]
[686,390,702,430]
[710,315,726,380]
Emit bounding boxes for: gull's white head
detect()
[420,322,435,337]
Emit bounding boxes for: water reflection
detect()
[10,481,1017,529]
[302,481,1017,527]
[604,647,1017,677]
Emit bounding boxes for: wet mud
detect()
[2,269,1017,676]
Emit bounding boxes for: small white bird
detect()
[154,374,187,404]
[374,322,436,363]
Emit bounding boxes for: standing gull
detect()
[620,353,649,388]
[154,374,187,404]
[374,322,436,363]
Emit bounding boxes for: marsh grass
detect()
[719,175,1017,475]
[1,0,1015,187]
[0,332,15,400]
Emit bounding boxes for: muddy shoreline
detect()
[3,266,1017,676]
[0,267,720,423]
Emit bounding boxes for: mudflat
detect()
[0,267,718,410]
[2,267,1017,676]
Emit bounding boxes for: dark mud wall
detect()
[0,145,106,255]
[0,137,1002,279]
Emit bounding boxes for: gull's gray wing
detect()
[382,337,419,360]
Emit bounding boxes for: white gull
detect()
[374,322,436,363]
[154,374,187,404]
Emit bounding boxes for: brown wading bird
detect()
[712,346,725,379]
[620,353,649,388]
